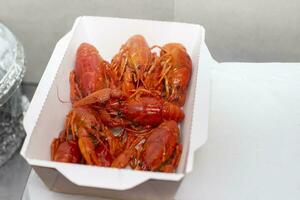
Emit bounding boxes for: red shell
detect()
[161,43,192,106]
[53,140,81,163]
[141,120,179,170]
[122,96,163,126]
[125,35,151,76]
[121,96,184,126]
[75,43,108,97]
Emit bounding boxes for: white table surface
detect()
[22,62,300,200]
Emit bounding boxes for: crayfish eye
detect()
[117,111,122,116]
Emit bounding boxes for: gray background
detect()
[0,0,299,83]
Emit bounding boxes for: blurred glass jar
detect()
[0,23,28,166]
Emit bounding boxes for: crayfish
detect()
[51,35,193,173]
[144,43,192,106]
[73,88,184,128]
[69,43,110,103]
[51,107,117,166]
[110,35,152,95]
[111,120,182,172]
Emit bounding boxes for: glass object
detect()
[0,23,27,166]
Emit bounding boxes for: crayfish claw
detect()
[73,88,112,107]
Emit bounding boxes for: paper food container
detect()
[20,16,211,200]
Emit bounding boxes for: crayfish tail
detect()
[162,102,185,122]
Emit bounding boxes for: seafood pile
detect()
[51,35,192,172]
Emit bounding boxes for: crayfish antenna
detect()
[155,57,172,88]
[56,85,71,104]
[129,88,152,99]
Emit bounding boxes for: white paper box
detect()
[20,16,211,200]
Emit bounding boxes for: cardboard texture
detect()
[21,16,211,199]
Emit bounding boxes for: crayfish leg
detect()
[102,126,124,157]
[77,128,100,165]
[111,148,136,168]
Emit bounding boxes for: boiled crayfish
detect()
[69,43,110,103]
[51,35,192,173]
[110,35,152,95]
[72,88,184,128]
[148,43,192,106]
[51,107,116,166]
[111,120,182,172]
